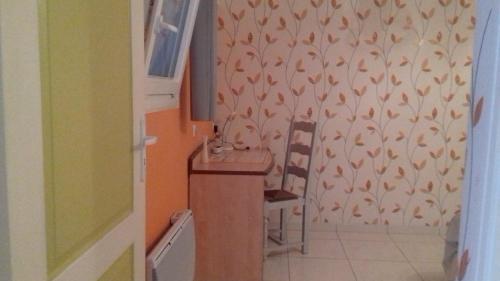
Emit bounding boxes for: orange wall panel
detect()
[145,74,212,252]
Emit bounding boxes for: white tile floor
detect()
[264,230,446,281]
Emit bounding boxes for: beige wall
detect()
[216,0,474,227]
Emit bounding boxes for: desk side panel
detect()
[190,174,263,281]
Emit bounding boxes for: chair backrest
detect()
[281,117,317,199]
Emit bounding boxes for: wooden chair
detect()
[263,117,316,256]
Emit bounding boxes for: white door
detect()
[459,0,500,280]
[0,0,146,280]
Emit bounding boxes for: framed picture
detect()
[144,0,199,111]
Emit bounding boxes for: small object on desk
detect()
[208,153,226,162]
[211,113,236,155]
[221,143,233,151]
[211,143,233,154]
[233,145,250,151]
[211,145,224,154]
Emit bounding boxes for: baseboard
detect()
[272,222,442,235]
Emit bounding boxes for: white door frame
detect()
[0,20,12,280]
[0,0,146,280]
[0,1,48,280]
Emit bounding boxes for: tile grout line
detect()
[387,234,426,281]
[288,255,356,261]
[336,230,360,281]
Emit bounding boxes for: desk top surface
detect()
[189,146,274,175]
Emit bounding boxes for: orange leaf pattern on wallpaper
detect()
[472,96,484,127]
[458,249,470,281]
[216,0,474,227]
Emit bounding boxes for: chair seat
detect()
[264,189,299,202]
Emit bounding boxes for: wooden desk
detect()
[189,147,274,281]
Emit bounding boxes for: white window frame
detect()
[144,0,200,112]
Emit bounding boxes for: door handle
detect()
[136,117,158,182]
[156,15,179,33]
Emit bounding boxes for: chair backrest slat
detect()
[281,117,317,199]
[293,121,316,133]
[286,165,308,179]
[290,143,312,156]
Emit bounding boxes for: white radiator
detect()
[147,210,196,281]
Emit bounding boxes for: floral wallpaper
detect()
[216,0,475,227]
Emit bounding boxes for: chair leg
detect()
[280,208,288,242]
[301,202,311,254]
[263,209,269,258]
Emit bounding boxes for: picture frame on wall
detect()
[144,0,200,111]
